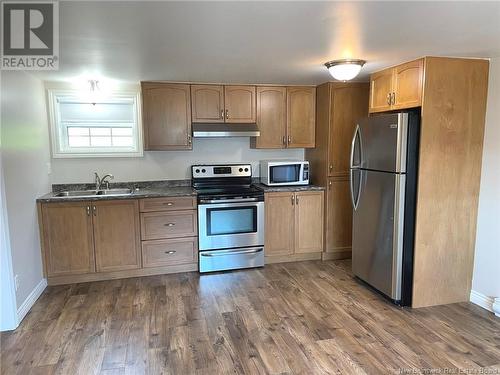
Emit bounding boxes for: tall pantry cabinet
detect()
[305,82,369,260]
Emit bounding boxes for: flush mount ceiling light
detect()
[324,59,366,81]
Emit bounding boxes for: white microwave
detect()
[260,160,309,186]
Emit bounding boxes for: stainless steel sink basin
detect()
[54,188,134,198]
[54,190,98,197]
[95,188,133,196]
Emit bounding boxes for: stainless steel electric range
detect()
[192,164,265,273]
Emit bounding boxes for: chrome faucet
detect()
[94,173,114,190]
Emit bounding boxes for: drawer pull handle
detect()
[163,202,174,206]
[164,250,176,255]
[164,223,176,227]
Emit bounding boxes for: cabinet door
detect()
[252,86,286,149]
[329,85,369,176]
[325,178,352,254]
[294,191,324,254]
[93,200,141,272]
[264,192,295,256]
[369,68,393,113]
[41,202,95,277]
[393,59,424,109]
[191,85,224,123]
[224,85,256,123]
[142,83,192,150]
[287,87,316,148]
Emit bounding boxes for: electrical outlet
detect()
[14,274,19,291]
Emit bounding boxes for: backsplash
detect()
[49,137,304,184]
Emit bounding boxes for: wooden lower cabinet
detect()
[142,237,197,268]
[264,191,324,262]
[264,192,295,256]
[294,191,324,254]
[93,200,141,272]
[140,210,197,240]
[325,177,352,257]
[39,196,199,285]
[41,202,95,277]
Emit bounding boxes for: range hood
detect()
[192,123,260,138]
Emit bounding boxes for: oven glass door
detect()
[198,201,264,250]
[270,164,301,184]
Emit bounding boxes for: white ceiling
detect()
[35,1,500,85]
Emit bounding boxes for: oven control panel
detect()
[192,164,252,178]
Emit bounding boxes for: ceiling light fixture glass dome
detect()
[324,59,366,81]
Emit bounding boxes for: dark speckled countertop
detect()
[253,183,325,193]
[37,179,324,203]
[37,180,196,203]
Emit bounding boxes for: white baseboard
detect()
[470,290,499,317]
[17,278,47,323]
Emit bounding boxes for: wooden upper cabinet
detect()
[393,59,424,109]
[142,83,192,150]
[191,85,224,123]
[264,192,295,256]
[224,85,256,123]
[287,87,316,148]
[41,202,95,277]
[329,85,369,176]
[294,191,324,254]
[369,58,424,113]
[93,200,141,272]
[252,86,287,149]
[369,68,393,113]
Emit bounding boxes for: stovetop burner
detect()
[191,163,263,201]
[195,185,263,201]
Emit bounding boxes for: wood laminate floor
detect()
[1,260,499,374]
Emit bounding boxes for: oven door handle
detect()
[199,197,261,204]
[200,248,264,257]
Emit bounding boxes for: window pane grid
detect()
[66,125,134,149]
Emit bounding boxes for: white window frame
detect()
[47,88,143,158]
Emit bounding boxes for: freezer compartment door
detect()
[355,113,408,173]
[352,170,406,300]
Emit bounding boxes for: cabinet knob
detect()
[295,195,299,205]
[163,202,173,206]
[391,92,396,105]
[287,135,291,144]
[387,93,391,105]
[282,136,286,145]
[329,164,333,170]
[92,206,97,216]
[225,109,229,119]
[164,223,176,227]
[220,109,224,119]
[187,134,192,145]
[86,206,90,216]
[291,195,294,206]
[164,250,176,255]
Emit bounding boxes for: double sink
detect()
[54,188,135,198]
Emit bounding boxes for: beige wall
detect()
[1,71,51,308]
[472,57,500,298]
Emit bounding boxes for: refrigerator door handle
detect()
[350,169,362,211]
[350,124,362,169]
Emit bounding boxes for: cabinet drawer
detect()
[141,211,197,240]
[142,237,198,268]
[139,196,196,212]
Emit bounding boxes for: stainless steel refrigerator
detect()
[349,112,419,306]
